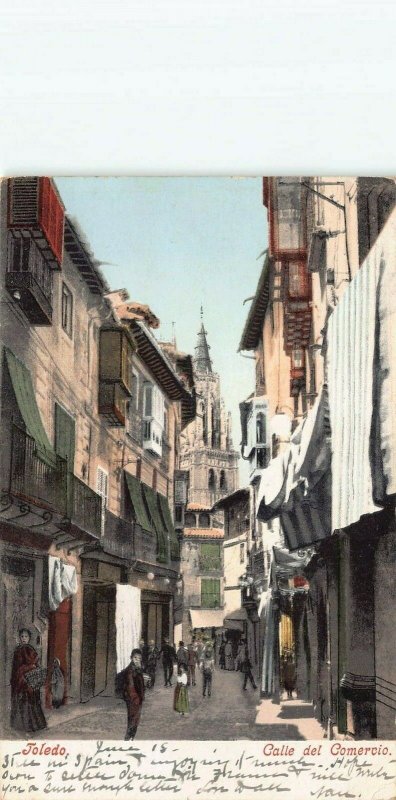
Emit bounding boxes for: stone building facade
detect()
[177,318,239,641]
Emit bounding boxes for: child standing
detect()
[173,665,189,716]
[201,650,215,697]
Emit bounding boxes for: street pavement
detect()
[18,667,325,741]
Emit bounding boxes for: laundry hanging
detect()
[115,584,141,673]
[48,556,77,611]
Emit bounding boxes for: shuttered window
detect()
[199,543,221,571]
[201,578,220,608]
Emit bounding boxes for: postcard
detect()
[0,176,395,799]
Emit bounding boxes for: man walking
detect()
[176,641,189,671]
[241,647,257,690]
[161,638,176,687]
[187,641,197,686]
[146,639,159,688]
[201,650,215,697]
[123,648,145,740]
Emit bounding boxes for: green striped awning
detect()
[158,493,180,560]
[5,348,57,468]
[142,484,168,564]
[124,472,153,533]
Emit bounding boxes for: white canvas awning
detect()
[189,609,225,629]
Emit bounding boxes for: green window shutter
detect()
[142,484,168,564]
[158,493,179,560]
[201,578,220,608]
[200,542,221,570]
[54,404,75,471]
[124,472,152,533]
[5,347,57,468]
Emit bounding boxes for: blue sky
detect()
[55,177,267,485]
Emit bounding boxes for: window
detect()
[144,384,153,417]
[131,371,139,409]
[208,468,216,490]
[199,512,210,528]
[200,543,221,571]
[256,413,266,445]
[184,512,196,528]
[96,467,108,536]
[240,542,245,564]
[201,578,220,608]
[61,283,73,338]
[219,470,227,490]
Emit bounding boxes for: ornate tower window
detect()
[208,468,216,490]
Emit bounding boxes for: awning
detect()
[308,228,327,273]
[142,484,168,563]
[256,448,291,521]
[124,472,153,533]
[5,348,57,468]
[158,493,179,560]
[224,607,247,631]
[189,609,225,629]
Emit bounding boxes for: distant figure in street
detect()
[10,628,47,733]
[187,642,197,686]
[146,640,159,688]
[123,648,145,740]
[196,637,204,665]
[176,641,189,671]
[219,638,225,669]
[241,647,257,690]
[283,655,296,699]
[174,665,189,715]
[224,639,234,671]
[50,658,65,709]
[161,638,176,687]
[235,640,246,671]
[139,638,149,672]
[201,650,215,697]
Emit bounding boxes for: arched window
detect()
[208,468,216,489]
[219,470,226,490]
[202,403,208,445]
[199,512,210,528]
[211,404,216,448]
[256,412,266,444]
[184,512,196,528]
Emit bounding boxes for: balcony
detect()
[10,424,67,514]
[98,381,129,426]
[103,510,134,561]
[8,177,64,268]
[6,237,53,325]
[143,419,163,457]
[70,475,102,539]
[133,522,157,563]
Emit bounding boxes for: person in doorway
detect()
[123,648,145,740]
[10,628,47,733]
[218,637,226,669]
[173,664,189,716]
[201,649,215,697]
[146,640,159,688]
[161,638,176,687]
[50,658,65,709]
[241,647,257,690]
[176,641,189,671]
[224,639,234,671]
[187,642,197,686]
[283,654,296,699]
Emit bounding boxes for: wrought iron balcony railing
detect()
[10,424,67,514]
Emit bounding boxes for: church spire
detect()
[194,307,212,373]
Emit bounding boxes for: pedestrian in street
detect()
[283,654,296,699]
[146,640,159,688]
[10,628,47,733]
[187,642,197,686]
[50,657,65,709]
[173,665,189,716]
[161,638,176,687]
[122,648,145,740]
[224,639,234,671]
[241,647,257,691]
[176,640,189,671]
[235,639,246,671]
[139,638,149,672]
[201,649,215,697]
[219,637,226,669]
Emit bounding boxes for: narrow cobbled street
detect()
[27,669,324,741]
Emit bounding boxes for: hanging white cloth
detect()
[261,589,275,695]
[326,208,396,531]
[48,557,78,611]
[115,584,142,673]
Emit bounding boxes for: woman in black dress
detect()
[10,628,47,732]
